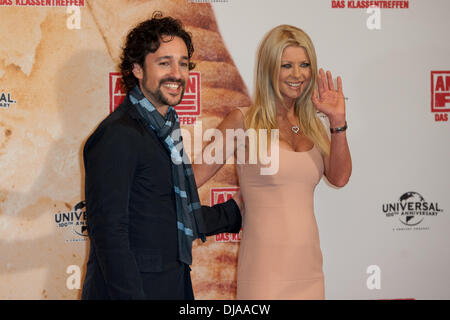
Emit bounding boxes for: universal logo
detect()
[0,92,17,108]
[382,191,444,231]
[54,200,88,242]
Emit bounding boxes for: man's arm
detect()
[195,198,242,236]
[84,124,145,299]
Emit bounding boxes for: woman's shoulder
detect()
[230,106,250,119]
[220,107,249,130]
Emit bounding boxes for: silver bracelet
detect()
[330,121,347,134]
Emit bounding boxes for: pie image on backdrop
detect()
[88,0,251,299]
[0,0,250,299]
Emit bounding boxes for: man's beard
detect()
[143,76,186,107]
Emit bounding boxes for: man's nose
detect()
[169,63,182,80]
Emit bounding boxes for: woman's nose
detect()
[292,65,301,78]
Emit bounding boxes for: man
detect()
[81,13,242,300]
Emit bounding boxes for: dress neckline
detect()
[278,145,315,154]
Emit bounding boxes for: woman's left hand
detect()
[312,68,346,125]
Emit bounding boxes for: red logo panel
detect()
[109,72,126,113]
[175,72,201,116]
[431,71,449,121]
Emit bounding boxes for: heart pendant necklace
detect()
[291,125,300,134]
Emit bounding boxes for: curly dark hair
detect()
[119,12,195,93]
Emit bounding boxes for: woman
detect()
[193,25,351,299]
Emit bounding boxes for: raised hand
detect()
[312,68,346,126]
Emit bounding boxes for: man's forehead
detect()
[148,36,188,58]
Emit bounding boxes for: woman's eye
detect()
[281,64,291,68]
[301,62,310,68]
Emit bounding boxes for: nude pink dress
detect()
[236,140,325,299]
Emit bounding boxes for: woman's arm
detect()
[322,116,352,187]
[313,68,352,187]
[192,108,245,187]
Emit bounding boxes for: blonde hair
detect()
[245,24,330,156]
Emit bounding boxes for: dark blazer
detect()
[81,97,241,300]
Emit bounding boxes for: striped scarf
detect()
[129,86,205,265]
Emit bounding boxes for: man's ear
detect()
[132,63,144,80]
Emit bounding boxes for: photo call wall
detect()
[0,0,449,300]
